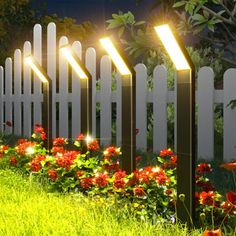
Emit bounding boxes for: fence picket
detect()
[23,41,32,137]
[0,67,3,132]
[153,65,168,153]
[85,47,96,137]
[13,49,22,136]
[47,22,57,138]
[198,67,214,160]
[59,36,69,137]
[5,58,13,134]
[223,68,236,161]
[116,74,122,147]
[135,64,147,151]
[100,55,112,146]
[71,41,82,138]
[33,24,42,126]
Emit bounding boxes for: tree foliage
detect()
[134,0,236,66]
[0,0,96,66]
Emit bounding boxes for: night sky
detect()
[45,0,153,27]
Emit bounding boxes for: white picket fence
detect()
[0,22,236,161]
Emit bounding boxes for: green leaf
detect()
[118,26,125,37]
[134,21,145,26]
[191,14,206,22]
[203,10,209,18]
[173,1,186,8]
[226,99,236,109]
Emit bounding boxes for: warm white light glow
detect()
[85,135,93,144]
[60,47,88,79]
[154,25,190,70]
[99,37,132,76]
[26,146,35,155]
[24,57,48,83]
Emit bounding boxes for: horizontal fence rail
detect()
[0,23,236,162]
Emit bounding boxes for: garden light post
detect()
[60,46,92,136]
[100,37,136,174]
[155,24,195,226]
[24,56,52,151]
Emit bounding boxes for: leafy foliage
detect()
[1,125,236,233]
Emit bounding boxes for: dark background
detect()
[45,0,153,27]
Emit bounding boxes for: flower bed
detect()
[0,124,236,234]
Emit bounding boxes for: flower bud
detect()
[179,194,185,202]
[200,213,206,221]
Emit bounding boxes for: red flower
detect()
[76,171,84,178]
[170,155,177,166]
[29,155,46,172]
[221,201,235,214]
[226,191,236,206]
[165,189,173,195]
[81,177,93,189]
[133,186,145,196]
[156,173,169,185]
[17,139,28,145]
[203,229,222,236]
[56,151,79,170]
[103,146,121,158]
[136,156,141,163]
[34,125,44,134]
[103,163,121,172]
[138,170,150,184]
[9,156,17,166]
[113,178,125,189]
[15,141,35,155]
[5,121,12,127]
[159,149,174,157]
[40,132,46,140]
[94,173,109,188]
[51,146,65,155]
[53,137,67,146]
[48,169,58,181]
[0,145,9,157]
[87,140,99,151]
[114,171,126,179]
[220,162,236,171]
[200,191,215,206]
[196,163,212,173]
[76,133,85,141]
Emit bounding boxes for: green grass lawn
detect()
[0,169,203,236]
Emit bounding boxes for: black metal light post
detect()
[100,37,136,174]
[60,46,92,136]
[24,56,53,151]
[155,24,195,226]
